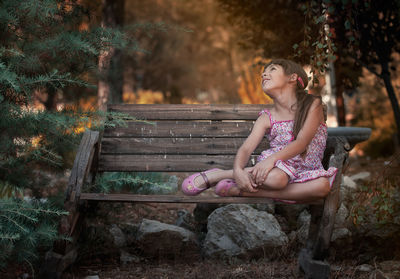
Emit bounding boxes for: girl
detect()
[181,58,337,203]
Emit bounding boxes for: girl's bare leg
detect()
[190,168,254,189]
[190,169,230,189]
[191,167,331,202]
[229,177,331,202]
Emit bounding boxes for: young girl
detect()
[181,58,337,203]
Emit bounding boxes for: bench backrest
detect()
[99,104,272,172]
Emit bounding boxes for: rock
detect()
[288,231,297,242]
[250,203,275,214]
[203,204,288,259]
[378,260,400,272]
[334,203,349,228]
[340,176,358,204]
[297,209,311,229]
[175,209,195,231]
[119,222,140,246]
[296,210,311,245]
[350,171,371,182]
[342,176,357,189]
[136,219,199,257]
[356,264,374,272]
[109,224,127,248]
[84,276,100,279]
[120,250,140,264]
[331,227,351,242]
[368,269,390,279]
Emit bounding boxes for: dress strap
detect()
[258,108,274,125]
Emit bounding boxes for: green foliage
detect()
[0,197,69,271]
[350,159,400,227]
[88,172,178,195]
[0,0,157,272]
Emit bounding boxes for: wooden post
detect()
[39,130,99,279]
[298,136,350,279]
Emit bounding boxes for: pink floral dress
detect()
[256,109,338,203]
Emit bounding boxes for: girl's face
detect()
[261,64,289,95]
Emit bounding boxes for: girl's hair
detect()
[263,58,325,140]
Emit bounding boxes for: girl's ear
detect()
[289,73,298,82]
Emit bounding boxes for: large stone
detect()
[203,204,288,259]
[136,219,199,257]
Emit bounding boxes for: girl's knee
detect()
[317,178,331,198]
[264,169,289,189]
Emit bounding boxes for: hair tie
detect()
[297,76,305,88]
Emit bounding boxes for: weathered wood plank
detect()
[79,193,324,205]
[103,120,256,138]
[108,104,271,120]
[100,137,269,155]
[66,130,99,202]
[98,154,260,172]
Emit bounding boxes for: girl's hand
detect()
[233,168,258,193]
[249,157,276,185]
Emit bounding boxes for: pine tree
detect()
[0,0,149,271]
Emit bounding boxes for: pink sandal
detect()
[181,168,221,196]
[215,179,243,197]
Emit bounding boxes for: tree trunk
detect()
[334,61,346,126]
[380,61,400,145]
[98,0,124,111]
[44,87,58,111]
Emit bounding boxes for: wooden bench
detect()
[41,104,371,279]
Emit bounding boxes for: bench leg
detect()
[39,201,89,278]
[298,248,330,279]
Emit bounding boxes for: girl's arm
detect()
[233,112,270,192]
[251,99,324,184]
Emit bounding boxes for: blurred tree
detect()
[217,0,312,63]
[98,0,125,111]
[123,0,248,103]
[327,0,400,144]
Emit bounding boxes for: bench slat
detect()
[103,121,255,138]
[100,137,269,155]
[108,104,270,120]
[80,193,324,205]
[98,154,258,172]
